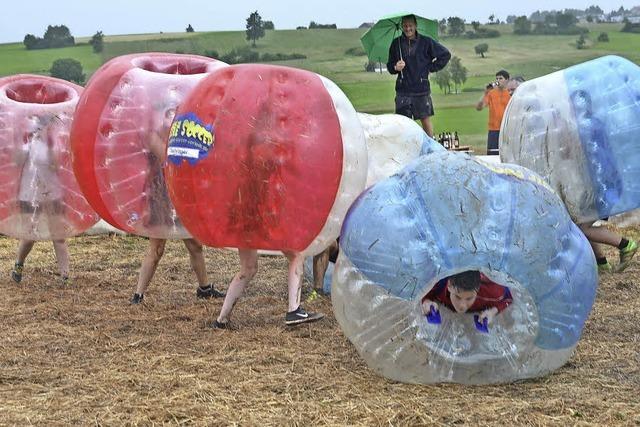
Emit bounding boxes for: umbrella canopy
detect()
[360,12,439,64]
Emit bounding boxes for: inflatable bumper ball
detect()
[500,55,640,223]
[333,151,597,384]
[0,75,99,240]
[303,113,444,293]
[165,64,367,255]
[357,112,444,188]
[70,53,227,238]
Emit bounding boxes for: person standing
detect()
[476,69,511,155]
[387,14,451,137]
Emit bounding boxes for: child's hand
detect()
[421,299,438,316]
[478,307,499,325]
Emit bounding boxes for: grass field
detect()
[1,23,638,151]
[1,231,639,425]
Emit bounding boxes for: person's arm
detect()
[476,88,490,111]
[478,307,499,325]
[427,39,451,73]
[421,298,438,315]
[148,130,168,162]
[479,281,513,314]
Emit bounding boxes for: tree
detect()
[264,21,275,30]
[431,68,452,94]
[23,34,38,50]
[50,58,84,83]
[597,32,609,42]
[506,15,517,24]
[488,14,495,24]
[576,33,587,49]
[586,15,594,23]
[447,17,465,37]
[471,21,481,31]
[245,10,265,47]
[586,5,604,15]
[474,43,489,58]
[438,19,447,35]
[448,56,467,93]
[186,24,194,32]
[89,31,104,53]
[43,24,75,48]
[556,12,577,29]
[513,16,532,34]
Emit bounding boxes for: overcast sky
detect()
[1,0,638,43]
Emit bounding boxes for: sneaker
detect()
[196,284,226,299]
[211,319,228,329]
[130,293,144,304]
[285,306,324,326]
[305,289,320,303]
[616,239,638,272]
[10,263,23,283]
[597,261,613,274]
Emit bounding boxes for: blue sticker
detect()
[167,112,214,165]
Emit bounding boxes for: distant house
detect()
[359,22,374,29]
[628,16,640,24]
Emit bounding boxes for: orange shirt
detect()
[483,88,511,131]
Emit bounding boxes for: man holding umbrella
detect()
[387,14,450,137]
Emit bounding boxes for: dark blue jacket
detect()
[387,32,451,96]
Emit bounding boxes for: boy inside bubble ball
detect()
[421,270,513,327]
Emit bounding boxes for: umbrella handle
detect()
[396,27,404,79]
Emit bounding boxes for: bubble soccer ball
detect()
[302,113,444,292]
[0,74,99,240]
[333,151,597,384]
[70,53,227,238]
[165,64,367,255]
[500,55,640,223]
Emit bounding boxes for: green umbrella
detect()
[360,12,439,64]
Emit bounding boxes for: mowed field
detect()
[1,230,639,425]
[1,23,638,150]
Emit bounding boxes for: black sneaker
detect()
[130,293,144,304]
[11,262,23,283]
[211,319,228,329]
[196,284,226,299]
[285,306,324,326]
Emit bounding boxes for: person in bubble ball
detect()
[421,270,513,327]
[11,116,71,285]
[130,107,225,304]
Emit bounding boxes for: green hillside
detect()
[1,23,638,152]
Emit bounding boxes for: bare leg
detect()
[16,240,36,264]
[589,241,606,260]
[312,249,331,291]
[283,251,304,312]
[420,116,434,138]
[216,249,258,324]
[51,239,70,278]
[135,238,167,295]
[578,223,622,247]
[183,238,207,286]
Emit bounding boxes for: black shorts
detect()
[487,130,500,155]
[395,94,434,120]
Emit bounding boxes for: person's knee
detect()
[149,240,166,261]
[184,239,203,258]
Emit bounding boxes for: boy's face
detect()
[495,75,508,89]
[447,284,478,313]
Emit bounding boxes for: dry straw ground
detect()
[1,230,639,426]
